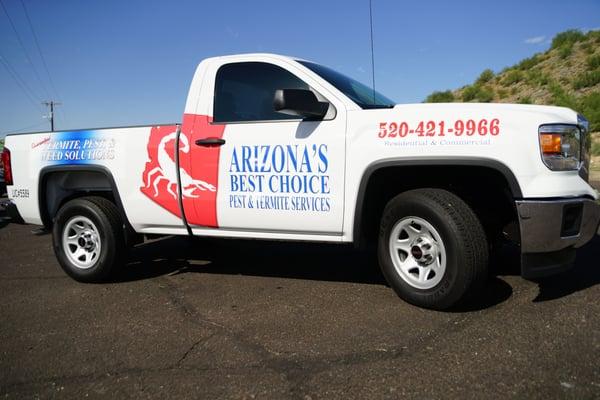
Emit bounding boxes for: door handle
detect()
[195,137,226,147]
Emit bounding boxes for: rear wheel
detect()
[52,196,126,282]
[378,188,488,310]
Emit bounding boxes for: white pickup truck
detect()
[3,53,599,309]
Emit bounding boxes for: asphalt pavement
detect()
[0,209,599,399]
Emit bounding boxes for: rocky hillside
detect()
[425,29,600,185]
[425,29,600,130]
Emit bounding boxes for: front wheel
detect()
[52,196,126,282]
[378,189,489,310]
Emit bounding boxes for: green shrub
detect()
[551,29,585,49]
[588,30,600,43]
[462,85,479,101]
[526,68,549,86]
[518,96,532,104]
[477,86,495,102]
[592,141,600,157]
[461,85,494,103]
[503,70,524,85]
[476,69,495,84]
[581,41,594,54]
[425,90,455,103]
[558,45,573,59]
[549,82,578,109]
[587,54,600,70]
[573,70,600,89]
[497,88,508,99]
[579,92,600,132]
[517,54,541,70]
[538,75,549,86]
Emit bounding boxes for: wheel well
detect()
[39,168,121,229]
[354,165,519,249]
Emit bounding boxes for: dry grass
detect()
[450,38,600,105]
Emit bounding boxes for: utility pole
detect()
[42,100,61,131]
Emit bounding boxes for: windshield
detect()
[297,60,395,109]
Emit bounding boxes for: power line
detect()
[0,53,44,112]
[56,96,67,126]
[0,0,51,100]
[19,0,60,98]
[2,121,46,135]
[19,0,66,124]
[0,51,41,102]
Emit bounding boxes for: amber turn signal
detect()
[539,133,562,154]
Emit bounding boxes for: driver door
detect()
[189,61,346,235]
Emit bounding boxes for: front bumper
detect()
[516,197,600,279]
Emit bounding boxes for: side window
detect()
[213,62,309,123]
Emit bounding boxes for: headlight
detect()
[538,124,581,171]
[578,114,591,181]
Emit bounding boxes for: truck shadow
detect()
[490,236,600,303]
[531,236,600,302]
[117,236,514,312]
[120,237,385,285]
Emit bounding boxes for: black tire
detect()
[378,188,488,310]
[52,196,126,282]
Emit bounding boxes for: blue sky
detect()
[1,0,599,136]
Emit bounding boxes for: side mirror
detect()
[273,89,329,120]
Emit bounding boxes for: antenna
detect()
[369,0,376,104]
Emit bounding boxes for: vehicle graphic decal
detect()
[227,144,331,213]
[39,130,115,164]
[140,115,224,228]
[141,127,215,199]
[181,114,225,227]
[140,125,185,219]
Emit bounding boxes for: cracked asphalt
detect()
[0,215,599,399]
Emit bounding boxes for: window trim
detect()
[210,61,337,125]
